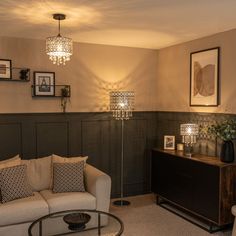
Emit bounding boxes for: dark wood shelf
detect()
[0,67,30,82]
[31,85,71,98]
[0,78,30,82]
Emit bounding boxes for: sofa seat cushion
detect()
[40,189,96,213]
[0,192,49,226]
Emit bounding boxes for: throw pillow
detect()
[52,162,85,193]
[50,154,88,189]
[21,155,52,191]
[0,165,33,203]
[0,155,21,202]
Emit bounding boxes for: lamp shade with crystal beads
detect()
[110,91,135,120]
[46,35,72,65]
[180,123,199,144]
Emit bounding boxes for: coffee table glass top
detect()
[28,209,123,236]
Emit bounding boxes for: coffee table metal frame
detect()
[28,209,124,236]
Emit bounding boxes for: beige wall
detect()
[0,37,158,113]
[156,29,236,114]
[2,28,236,114]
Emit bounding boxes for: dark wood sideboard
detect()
[151,148,236,229]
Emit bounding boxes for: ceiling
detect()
[1,0,236,49]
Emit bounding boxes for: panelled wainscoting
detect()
[0,111,235,197]
[0,112,158,197]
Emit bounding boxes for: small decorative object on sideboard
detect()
[180,123,199,157]
[164,135,175,150]
[208,120,236,163]
[177,143,184,151]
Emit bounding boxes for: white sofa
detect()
[0,155,111,236]
[232,206,236,236]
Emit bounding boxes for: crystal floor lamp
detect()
[110,91,135,206]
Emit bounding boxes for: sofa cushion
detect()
[0,165,33,203]
[53,162,85,193]
[0,155,21,202]
[0,192,49,226]
[50,154,88,188]
[21,155,52,191]
[40,189,96,213]
[0,155,21,169]
[52,154,88,163]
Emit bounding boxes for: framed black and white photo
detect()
[190,47,219,106]
[164,135,175,150]
[0,59,12,79]
[33,71,55,96]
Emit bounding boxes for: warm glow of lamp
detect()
[110,90,135,206]
[180,123,199,157]
[46,14,73,65]
[110,91,134,120]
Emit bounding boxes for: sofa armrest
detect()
[232,206,236,236]
[84,164,111,212]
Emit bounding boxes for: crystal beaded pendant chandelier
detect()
[110,91,135,120]
[46,14,73,65]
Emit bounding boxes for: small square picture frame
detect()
[33,71,55,96]
[0,59,12,79]
[164,135,175,150]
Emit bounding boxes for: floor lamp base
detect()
[113,199,130,206]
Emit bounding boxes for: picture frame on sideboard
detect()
[164,135,175,150]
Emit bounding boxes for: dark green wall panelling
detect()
[0,112,158,197]
[156,111,236,158]
[0,111,235,197]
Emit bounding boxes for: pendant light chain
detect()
[58,18,61,36]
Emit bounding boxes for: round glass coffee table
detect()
[28,209,123,236]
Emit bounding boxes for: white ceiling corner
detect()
[0,0,236,49]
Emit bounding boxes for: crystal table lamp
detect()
[110,91,134,206]
[180,123,199,157]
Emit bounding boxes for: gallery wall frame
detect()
[0,59,12,80]
[190,47,220,107]
[33,71,55,97]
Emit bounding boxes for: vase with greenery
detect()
[208,120,236,162]
[61,86,70,113]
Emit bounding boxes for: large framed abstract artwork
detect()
[190,47,219,106]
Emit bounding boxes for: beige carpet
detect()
[110,194,232,236]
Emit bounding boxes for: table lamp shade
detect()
[180,123,199,144]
